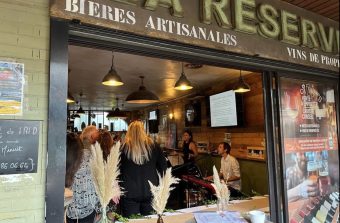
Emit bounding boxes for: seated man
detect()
[205,142,241,191]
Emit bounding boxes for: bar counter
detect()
[128,197,270,223]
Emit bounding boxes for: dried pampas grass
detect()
[90,142,106,206]
[90,141,123,211]
[211,166,230,202]
[148,168,179,215]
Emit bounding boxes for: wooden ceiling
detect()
[282,0,339,21]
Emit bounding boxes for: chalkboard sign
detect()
[0,120,40,175]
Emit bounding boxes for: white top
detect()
[220,154,241,191]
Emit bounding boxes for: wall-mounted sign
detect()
[0,120,40,175]
[50,0,339,72]
[210,90,237,127]
[279,78,339,222]
[0,61,24,115]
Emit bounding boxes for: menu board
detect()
[279,78,339,223]
[210,90,237,127]
[0,120,40,175]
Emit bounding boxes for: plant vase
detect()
[216,198,227,215]
[94,206,113,223]
[157,214,164,223]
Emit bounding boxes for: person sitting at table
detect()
[205,142,241,191]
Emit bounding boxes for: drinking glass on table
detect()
[216,198,227,217]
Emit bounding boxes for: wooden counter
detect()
[128,197,269,223]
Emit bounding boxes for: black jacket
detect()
[119,143,167,199]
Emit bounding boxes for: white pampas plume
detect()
[148,168,179,215]
[90,142,105,206]
[104,141,123,204]
[211,166,230,202]
[90,141,122,211]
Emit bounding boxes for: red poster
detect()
[280,78,339,223]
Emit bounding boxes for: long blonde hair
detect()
[124,121,153,165]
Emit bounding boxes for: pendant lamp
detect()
[102,51,124,86]
[73,113,80,118]
[71,112,80,119]
[174,62,193,90]
[76,93,85,114]
[233,70,251,93]
[76,105,85,114]
[126,76,160,104]
[67,92,75,103]
[107,98,127,119]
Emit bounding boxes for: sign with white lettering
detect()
[50,0,339,72]
[0,120,40,175]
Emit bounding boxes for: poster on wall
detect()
[280,78,339,223]
[0,61,24,115]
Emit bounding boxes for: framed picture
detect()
[185,101,201,127]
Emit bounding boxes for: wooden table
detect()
[128,197,269,223]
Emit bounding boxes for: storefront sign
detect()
[279,78,339,222]
[50,0,339,71]
[0,120,40,175]
[0,61,24,115]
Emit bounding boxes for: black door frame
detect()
[46,19,339,223]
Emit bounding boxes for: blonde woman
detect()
[119,120,167,217]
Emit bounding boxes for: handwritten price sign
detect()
[0,120,40,175]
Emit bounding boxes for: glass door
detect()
[277,76,339,223]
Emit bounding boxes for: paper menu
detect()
[194,211,247,223]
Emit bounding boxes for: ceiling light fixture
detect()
[76,93,85,114]
[90,113,96,119]
[107,98,127,119]
[67,92,75,103]
[102,51,124,86]
[233,70,251,93]
[126,76,160,104]
[76,105,85,114]
[71,112,80,119]
[174,62,193,91]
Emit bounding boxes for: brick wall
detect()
[0,0,49,222]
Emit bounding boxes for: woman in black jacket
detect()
[119,120,167,217]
